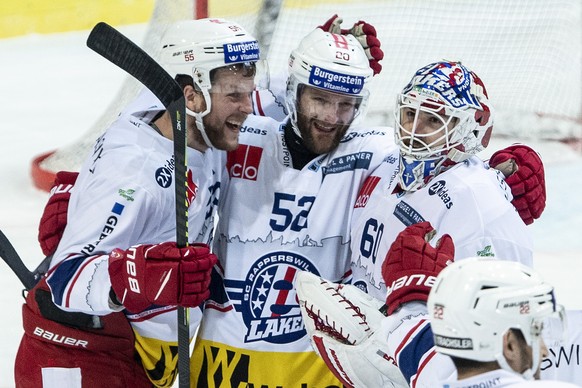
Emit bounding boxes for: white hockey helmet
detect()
[428,258,565,380]
[286,28,373,135]
[160,18,268,147]
[394,61,494,191]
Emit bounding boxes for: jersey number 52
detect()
[270,192,315,232]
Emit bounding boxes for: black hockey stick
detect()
[0,229,51,291]
[86,22,191,387]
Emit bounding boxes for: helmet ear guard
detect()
[427,258,566,380]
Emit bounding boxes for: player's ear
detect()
[184,84,206,113]
[502,329,522,365]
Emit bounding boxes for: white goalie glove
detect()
[295,271,409,388]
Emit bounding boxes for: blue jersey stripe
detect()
[399,324,435,382]
[47,255,89,306]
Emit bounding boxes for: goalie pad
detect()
[296,271,409,388]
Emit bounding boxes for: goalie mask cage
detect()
[31,0,582,191]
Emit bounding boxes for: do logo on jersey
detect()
[227,144,263,181]
[238,251,320,344]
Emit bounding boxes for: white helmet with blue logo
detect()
[160,18,268,147]
[394,61,494,191]
[286,28,373,135]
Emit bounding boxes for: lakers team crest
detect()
[231,251,320,344]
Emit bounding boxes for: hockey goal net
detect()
[31,0,582,191]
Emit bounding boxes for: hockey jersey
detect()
[350,152,533,302]
[45,90,225,387]
[441,369,579,387]
[349,154,535,386]
[190,114,394,387]
[382,304,582,387]
[541,309,582,384]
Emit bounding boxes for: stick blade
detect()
[86,22,181,107]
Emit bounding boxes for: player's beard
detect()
[203,113,247,151]
[296,112,351,154]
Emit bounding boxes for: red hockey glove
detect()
[382,222,454,315]
[489,144,546,225]
[318,14,343,34]
[346,20,383,76]
[318,15,383,76]
[108,242,217,313]
[38,171,78,256]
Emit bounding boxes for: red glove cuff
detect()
[38,171,79,256]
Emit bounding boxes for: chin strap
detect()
[187,107,215,149]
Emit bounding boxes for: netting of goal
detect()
[31,0,582,191]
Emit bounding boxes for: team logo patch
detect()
[309,66,364,95]
[230,251,320,344]
[227,144,263,181]
[224,40,260,63]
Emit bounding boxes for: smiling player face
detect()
[295,85,362,154]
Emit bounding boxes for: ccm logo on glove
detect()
[108,242,217,313]
[385,274,438,297]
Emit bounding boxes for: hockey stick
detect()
[0,229,51,291]
[86,22,191,387]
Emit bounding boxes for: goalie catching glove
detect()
[489,144,546,225]
[382,221,454,315]
[296,271,409,388]
[108,242,217,313]
[318,14,383,75]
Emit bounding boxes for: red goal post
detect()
[31,0,582,191]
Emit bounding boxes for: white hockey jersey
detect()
[45,89,225,387]
[377,302,582,388]
[349,153,534,385]
[350,152,533,302]
[191,115,394,387]
[541,309,582,385]
[441,369,580,387]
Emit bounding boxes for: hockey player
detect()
[189,25,386,387]
[28,17,547,388]
[427,257,576,387]
[14,18,266,388]
[188,21,546,387]
[297,60,551,386]
[297,223,580,387]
